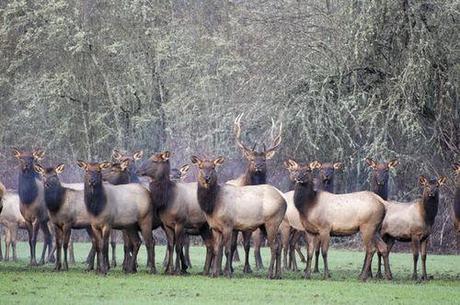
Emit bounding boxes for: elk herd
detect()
[0,114,458,283]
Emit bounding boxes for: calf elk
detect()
[380,176,446,280]
[191,155,286,279]
[285,159,388,281]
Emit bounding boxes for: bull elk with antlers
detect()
[226,113,282,272]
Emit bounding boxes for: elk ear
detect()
[309,161,321,170]
[419,176,428,186]
[33,149,45,160]
[12,147,21,159]
[453,163,460,173]
[133,150,144,161]
[365,158,377,169]
[161,151,171,161]
[388,159,399,169]
[265,150,276,160]
[438,176,447,186]
[100,162,112,170]
[179,164,191,177]
[120,160,130,171]
[112,150,123,161]
[34,164,45,175]
[76,160,88,170]
[284,159,298,171]
[214,156,225,167]
[191,155,201,165]
[333,162,343,170]
[55,163,65,174]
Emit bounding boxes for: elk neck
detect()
[197,177,220,215]
[422,190,439,227]
[320,177,334,193]
[18,169,40,205]
[293,179,317,215]
[371,175,388,200]
[44,178,66,213]
[84,178,107,217]
[244,167,266,185]
[148,167,174,210]
[454,176,460,220]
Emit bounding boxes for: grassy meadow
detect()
[0,242,459,305]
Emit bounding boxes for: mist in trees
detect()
[0,0,458,250]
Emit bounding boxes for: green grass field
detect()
[1,242,459,305]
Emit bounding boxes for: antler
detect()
[265,117,282,153]
[234,113,253,152]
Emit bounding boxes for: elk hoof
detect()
[375,272,383,280]
[30,260,39,267]
[149,267,157,274]
[48,256,56,264]
[303,272,311,280]
[111,261,117,268]
[54,263,62,271]
[243,265,252,274]
[38,259,45,265]
[420,275,429,282]
[313,268,319,273]
[412,274,418,281]
[323,273,331,280]
[385,273,393,281]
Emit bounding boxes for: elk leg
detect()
[304,234,318,279]
[288,231,298,271]
[320,233,331,279]
[68,235,75,265]
[295,239,306,263]
[233,232,241,262]
[25,221,38,266]
[382,237,394,280]
[420,238,428,281]
[140,221,156,274]
[174,225,187,274]
[411,239,420,281]
[4,226,11,261]
[54,226,63,271]
[110,230,117,268]
[200,226,213,276]
[359,226,378,281]
[43,221,55,263]
[183,235,192,268]
[126,230,141,274]
[313,240,321,273]
[62,226,72,271]
[242,231,252,273]
[100,226,111,275]
[211,229,223,277]
[85,227,96,271]
[223,229,233,278]
[280,225,290,271]
[254,229,264,270]
[164,226,175,275]
[11,225,18,262]
[265,225,280,279]
[228,230,238,273]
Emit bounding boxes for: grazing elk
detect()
[227,113,282,272]
[34,163,93,271]
[365,158,399,278]
[12,148,54,265]
[77,161,155,275]
[380,176,446,280]
[454,163,460,253]
[137,152,214,275]
[285,159,388,281]
[0,192,26,261]
[191,156,286,279]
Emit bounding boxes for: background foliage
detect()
[0,0,458,251]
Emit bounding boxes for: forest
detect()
[0,0,458,251]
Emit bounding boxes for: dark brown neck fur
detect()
[454,176,460,219]
[422,191,439,227]
[293,179,317,215]
[197,180,220,215]
[242,167,266,186]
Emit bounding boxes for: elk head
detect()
[419,176,446,198]
[234,113,282,175]
[102,160,131,185]
[191,156,224,187]
[284,159,321,185]
[136,151,171,181]
[34,163,65,188]
[365,158,399,186]
[12,148,45,173]
[319,162,343,185]
[170,164,191,182]
[112,149,143,176]
[77,161,111,187]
